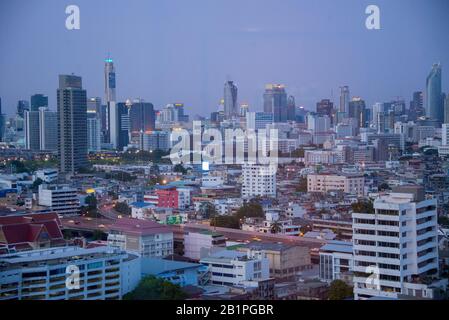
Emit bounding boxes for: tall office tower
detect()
[210,111,224,124]
[409,91,425,121]
[104,57,116,145]
[241,163,277,199]
[240,103,249,117]
[116,102,130,150]
[391,99,406,117]
[0,97,4,142]
[87,110,101,152]
[372,102,386,130]
[353,186,442,300]
[339,86,350,115]
[17,100,29,118]
[173,103,188,122]
[39,107,58,151]
[30,94,48,111]
[348,97,367,128]
[287,95,296,121]
[224,80,238,119]
[24,110,40,150]
[307,113,331,133]
[129,99,155,142]
[316,99,334,118]
[158,104,181,123]
[442,123,449,146]
[57,74,88,174]
[263,84,288,123]
[246,112,273,130]
[87,97,102,113]
[444,94,449,124]
[426,63,443,123]
[100,104,108,143]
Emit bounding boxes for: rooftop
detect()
[109,217,172,236]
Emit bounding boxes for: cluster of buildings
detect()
[0,61,448,301]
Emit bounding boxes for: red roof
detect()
[0,212,64,248]
[109,217,172,236]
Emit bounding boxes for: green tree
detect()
[351,200,374,214]
[123,275,187,300]
[198,202,217,219]
[85,194,98,210]
[31,178,43,191]
[114,202,132,215]
[211,215,240,229]
[295,177,308,193]
[438,216,449,227]
[270,221,282,234]
[378,183,391,191]
[328,280,353,300]
[173,164,187,175]
[92,230,105,241]
[235,202,264,220]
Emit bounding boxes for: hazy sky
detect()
[1,0,448,116]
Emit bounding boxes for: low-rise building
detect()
[38,184,80,216]
[200,250,270,287]
[307,173,365,196]
[107,218,173,258]
[184,231,226,261]
[319,240,354,283]
[239,242,311,280]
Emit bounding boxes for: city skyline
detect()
[1,0,449,116]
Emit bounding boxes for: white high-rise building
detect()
[352,186,446,300]
[307,114,330,133]
[438,123,449,156]
[39,107,58,151]
[242,163,277,199]
[87,110,101,152]
[38,184,80,216]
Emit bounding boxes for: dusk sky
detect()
[1,0,448,116]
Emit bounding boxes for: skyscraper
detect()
[87,110,101,152]
[24,110,40,150]
[87,97,102,113]
[316,99,334,119]
[339,86,350,115]
[409,91,425,121]
[426,63,443,123]
[104,58,117,145]
[17,100,29,118]
[116,102,130,150]
[30,94,49,111]
[57,74,88,174]
[287,95,296,121]
[129,99,155,143]
[444,94,449,124]
[39,107,58,151]
[348,97,367,128]
[224,80,238,119]
[263,84,288,123]
[0,97,4,142]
